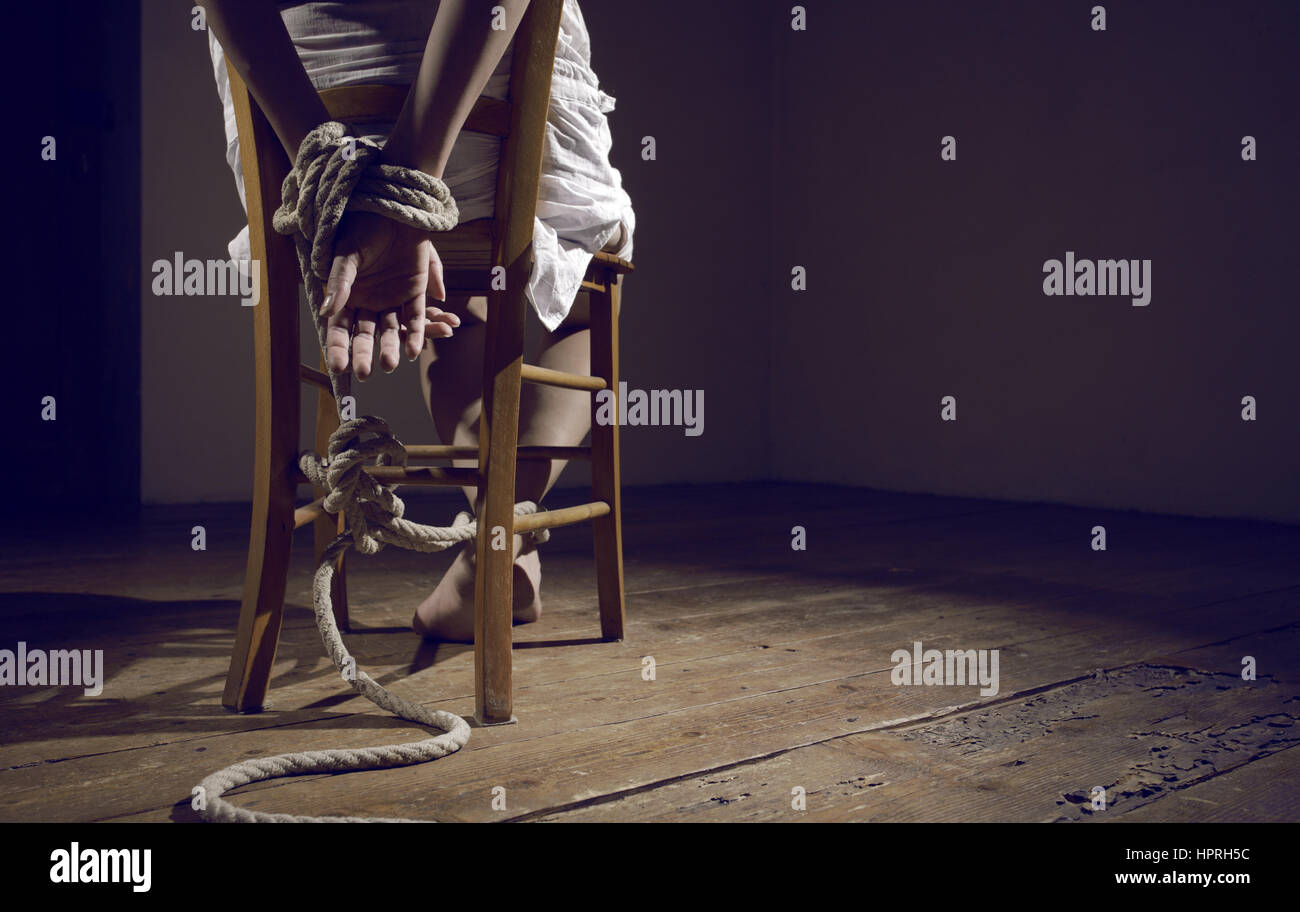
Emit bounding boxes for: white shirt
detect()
[207,0,634,330]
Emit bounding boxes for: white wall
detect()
[767,1,1300,524]
[143,1,1299,524]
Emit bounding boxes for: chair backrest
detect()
[226,0,564,293]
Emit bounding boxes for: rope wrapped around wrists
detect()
[273,120,458,283]
[268,120,460,432]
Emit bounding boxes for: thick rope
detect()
[194,122,546,823]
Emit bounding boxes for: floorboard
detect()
[1,482,1296,823]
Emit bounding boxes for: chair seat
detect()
[437,218,634,279]
[440,221,632,294]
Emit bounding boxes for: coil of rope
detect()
[193,122,546,823]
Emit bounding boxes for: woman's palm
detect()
[321,211,456,378]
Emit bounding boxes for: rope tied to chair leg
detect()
[297,417,550,558]
[194,122,546,823]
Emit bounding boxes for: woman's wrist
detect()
[381,122,452,178]
[382,1,528,177]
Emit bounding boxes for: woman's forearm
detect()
[204,0,330,161]
[383,0,530,177]
[207,0,530,176]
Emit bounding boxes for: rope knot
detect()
[297,418,552,555]
[299,417,409,556]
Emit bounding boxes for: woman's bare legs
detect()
[412,290,595,641]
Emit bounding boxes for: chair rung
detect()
[364,466,481,486]
[300,363,331,391]
[521,363,606,391]
[404,444,592,462]
[293,496,328,530]
[514,500,610,533]
[295,492,606,534]
[294,451,584,503]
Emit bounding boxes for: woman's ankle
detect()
[462,532,539,565]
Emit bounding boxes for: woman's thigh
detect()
[439,291,591,332]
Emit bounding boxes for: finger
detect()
[323,253,359,318]
[353,310,377,380]
[402,292,426,361]
[422,305,459,339]
[397,307,457,341]
[425,305,461,328]
[325,305,353,373]
[426,244,446,306]
[378,309,402,373]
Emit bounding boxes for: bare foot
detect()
[412,536,542,641]
[512,540,541,623]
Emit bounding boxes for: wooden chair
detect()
[220,0,631,725]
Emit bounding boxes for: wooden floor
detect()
[1,482,1297,823]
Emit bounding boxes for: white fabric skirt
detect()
[207,0,635,330]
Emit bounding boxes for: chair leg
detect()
[223,254,300,713]
[474,281,527,724]
[589,272,626,641]
[312,361,348,631]
[224,470,295,713]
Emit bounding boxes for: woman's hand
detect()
[320,211,461,378]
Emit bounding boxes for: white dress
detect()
[207,0,635,331]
